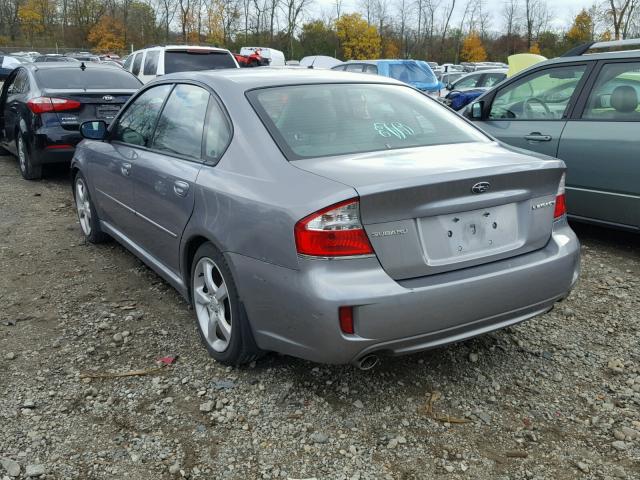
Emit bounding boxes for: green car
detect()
[465,39,640,232]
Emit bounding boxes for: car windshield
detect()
[164,50,236,73]
[388,63,437,84]
[248,83,488,160]
[34,68,141,89]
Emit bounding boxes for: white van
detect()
[239,47,285,67]
[124,45,239,83]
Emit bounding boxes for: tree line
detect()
[1,0,639,62]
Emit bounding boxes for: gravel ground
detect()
[1,156,639,480]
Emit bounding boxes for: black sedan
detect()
[0,63,141,179]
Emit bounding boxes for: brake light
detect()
[554,173,567,219]
[27,97,81,114]
[294,198,374,257]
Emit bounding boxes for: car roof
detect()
[460,68,507,75]
[22,63,131,73]
[158,68,404,91]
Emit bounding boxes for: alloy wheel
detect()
[193,257,232,352]
[75,177,92,236]
[17,137,26,173]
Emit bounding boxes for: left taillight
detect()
[554,173,567,220]
[27,97,81,114]
[294,198,374,257]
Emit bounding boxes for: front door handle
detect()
[173,180,189,197]
[120,162,132,176]
[524,132,552,142]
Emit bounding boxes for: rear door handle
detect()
[524,132,552,142]
[120,162,131,176]
[173,180,189,197]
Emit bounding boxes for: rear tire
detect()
[73,171,109,244]
[191,242,263,365]
[17,134,42,180]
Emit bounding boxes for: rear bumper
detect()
[228,220,580,364]
[31,128,81,165]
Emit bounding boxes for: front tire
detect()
[191,243,263,365]
[73,172,109,243]
[17,135,42,180]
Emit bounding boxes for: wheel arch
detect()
[181,233,227,303]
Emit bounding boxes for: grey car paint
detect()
[72,69,580,364]
[465,51,640,231]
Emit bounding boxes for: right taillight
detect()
[554,173,566,219]
[27,97,81,114]
[295,198,374,257]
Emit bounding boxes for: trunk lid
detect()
[294,142,565,280]
[41,89,136,130]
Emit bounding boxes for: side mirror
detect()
[446,83,453,90]
[470,101,484,120]
[80,120,107,140]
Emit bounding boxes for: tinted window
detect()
[204,100,232,160]
[112,84,172,146]
[249,83,488,160]
[345,64,363,72]
[163,51,236,74]
[489,65,586,120]
[364,64,378,74]
[124,55,133,70]
[582,62,640,121]
[331,65,346,71]
[151,84,210,159]
[132,53,143,75]
[143,51,160,75]
[34,68,141,89]
[7,70,28,94]
[388,63,437,84]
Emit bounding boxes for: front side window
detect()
[454,74,481,89]
[489,65,586,120]
[112,84,172,146]
[143,51,160,75]
[482,73,506,87]
[345,64,363,72]
[364,64,378,74]
[248,83,489,160]
[132,53,143,75]
[582,62,640,121]
[151,84,210,159]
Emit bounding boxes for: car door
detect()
[557,60,640,229]
[1,69,27,152]
[476,63,590,158]
[128,83,211,273]
[88,84,172,237]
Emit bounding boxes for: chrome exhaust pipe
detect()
[355,354,379,370]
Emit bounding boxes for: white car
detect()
[124,45,238,83]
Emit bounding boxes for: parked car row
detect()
[0,40,636,368]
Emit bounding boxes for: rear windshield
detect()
[164,50,236,73]
[34,69,142,89]
[248,83,488,160]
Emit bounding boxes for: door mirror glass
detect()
[446,82,453,90]
[470,101,483,119]
[80,120,107,140]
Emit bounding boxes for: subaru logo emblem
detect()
[102,95,114,101]
[471,181,491,194]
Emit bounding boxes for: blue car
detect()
[332,59,444,94]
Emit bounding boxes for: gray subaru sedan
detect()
[72,69,580,367]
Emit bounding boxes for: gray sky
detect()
[313,0,597,31]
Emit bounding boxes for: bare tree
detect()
[439,0,456,57]
[524,0,550,48]
[608,0,637,39]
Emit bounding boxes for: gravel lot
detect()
[1,156,639,480]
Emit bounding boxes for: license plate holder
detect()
[420,203,520,265]
[96,105,120,122]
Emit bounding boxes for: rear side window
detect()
[112,84,172,147]
[152,84,210,159]
[34,69,142,89]
[132,53,143,75]
[364,64,378,74]
[345,64,363,72]
[163,50,236,74]
[582,62,640,121]
[454,74,481,89]
[204,100,232,160]
[143,51,160,75]
[248,83,489,160]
